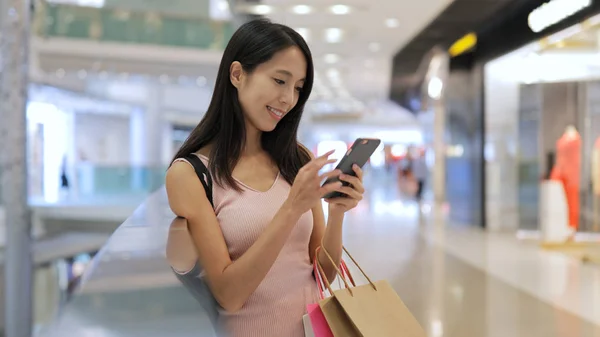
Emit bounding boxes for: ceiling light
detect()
[292,4,312,15]
[326,68,340,80]
[196,76,207,86]
[428,76,443,100]
[330,4,351,15]
[252,4,273,15]
[324,54,340,64]
[296,28,310,41]
[385,18,399,28]
[77,69,87,79]
[325,28,344,43]
[369,42,381,52]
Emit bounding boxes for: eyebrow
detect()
[276,69,305,82]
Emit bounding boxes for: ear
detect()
[230,61,244,88]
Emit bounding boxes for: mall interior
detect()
[0,0,600,336]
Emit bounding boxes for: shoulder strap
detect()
[182,154,213,207]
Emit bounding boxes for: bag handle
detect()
[319,245,377,296]
[340,246,376,290]
[313,247,357,300]
[313,247,326,300]
[182,154,213,207]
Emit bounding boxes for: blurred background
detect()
[0,0,599,336]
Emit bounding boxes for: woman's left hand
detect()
[326,164,365,213]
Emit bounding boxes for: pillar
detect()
[433,98,447,203]
[129,85,163,192]
[0,1,33,337]
[423,48,449,204]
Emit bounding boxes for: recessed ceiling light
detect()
[325,28,344,43]
[292,4,312,15]
[385,18,399,28]
[252,4,273,15]
[324,54,340,64]
[330,4,351,15]
[369,42,381,52]
[296,28,310,41]
[196,76,207,86]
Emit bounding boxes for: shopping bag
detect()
[317,246,426,337]
[303,313,316,337]
[305,247,359,337]
[305,247,335,337]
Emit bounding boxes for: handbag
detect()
[315,246,426,337]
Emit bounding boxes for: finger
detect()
[320,181,342,197]
[319,169,341,182]
[302,158,337,175]
[339,174,364,193]
[352,164,364,180]
[326,198,357,208]
[313,150,335,165]
[336,186,363,200]
[318,149,335,159]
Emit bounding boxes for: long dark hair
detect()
[172,19,314,190]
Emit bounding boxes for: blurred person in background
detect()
[413,148,428,202]
[165,19,366,337]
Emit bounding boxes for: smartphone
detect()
[322,138,382,199]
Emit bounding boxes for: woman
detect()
[165,19,365,337]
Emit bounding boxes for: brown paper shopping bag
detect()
[316,246,426,337]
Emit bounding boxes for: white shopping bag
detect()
[303,314,316,337]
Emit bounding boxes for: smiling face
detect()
[230,46,307,133]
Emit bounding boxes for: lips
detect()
[267,106,285,120]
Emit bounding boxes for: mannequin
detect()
[550,125,581,233]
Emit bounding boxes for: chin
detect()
[259,123,277,133]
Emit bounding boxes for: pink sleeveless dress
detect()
[182,154,319,337]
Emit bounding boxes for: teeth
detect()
[268,106,283,117]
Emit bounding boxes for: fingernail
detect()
[339,174,346,179]
[353,164,359,169]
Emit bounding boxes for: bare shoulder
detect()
[165,161,207,219]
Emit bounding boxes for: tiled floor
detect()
[38,188,600,337]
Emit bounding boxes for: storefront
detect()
[481,0,600,236]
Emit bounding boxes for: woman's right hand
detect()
[285,150,342,215]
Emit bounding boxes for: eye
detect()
[274,78,285,85]
[295,87,304,93]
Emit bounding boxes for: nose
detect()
[279,85,295,108]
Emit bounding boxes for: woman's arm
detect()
[167,162,300,313]
[309,165,365,283]
[309,204,344,283]
[166,153,339,313]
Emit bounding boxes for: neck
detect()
[243,122,263,156]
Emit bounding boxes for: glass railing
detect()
[38,188,219,337]
[75,163,167,198]
[34,2,235,50]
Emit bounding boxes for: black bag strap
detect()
[182,154,213,207]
